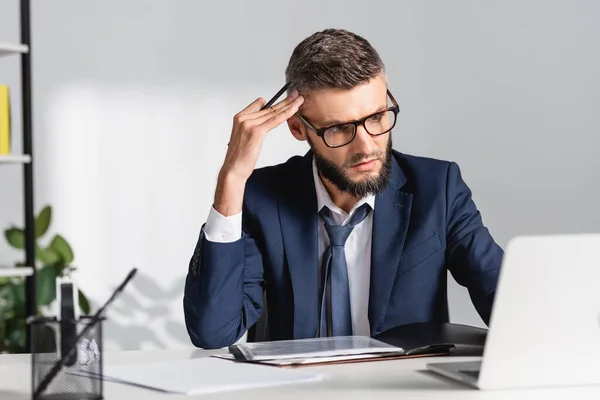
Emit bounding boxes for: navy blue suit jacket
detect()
[184,150,504,349]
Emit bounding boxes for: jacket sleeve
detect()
[444,161,504,325]
[183,210,265,349]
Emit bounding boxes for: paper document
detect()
[231,336,404,361]
[84,357,326,395]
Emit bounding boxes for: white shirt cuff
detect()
[203,206,242,243]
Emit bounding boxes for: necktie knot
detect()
[319,203,371,246]
[322,225,352,246]
[319,203,371,247]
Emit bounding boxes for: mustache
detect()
[343,151,385,168]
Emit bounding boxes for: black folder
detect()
[374,322,487,357]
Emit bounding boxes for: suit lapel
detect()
[369,154,413,335]
[278,152,319,339]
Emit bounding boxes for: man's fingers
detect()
[239,89,299,117]
[253,96,303,127]
[260,98,304,132]
[239,97,267,115]
[249,90,300,119]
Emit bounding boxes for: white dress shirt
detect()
[203,158,375,336]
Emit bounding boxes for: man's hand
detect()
[214,91,304,216]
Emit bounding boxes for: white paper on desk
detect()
[77,357,326,395]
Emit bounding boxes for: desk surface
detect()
[1,349,599,399]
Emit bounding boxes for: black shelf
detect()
[0,1,36,352]
[19,1,36,341]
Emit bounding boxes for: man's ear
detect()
[287,115,307,142]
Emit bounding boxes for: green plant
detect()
[1,205,90,353]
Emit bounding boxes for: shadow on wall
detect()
[100,271,192,350]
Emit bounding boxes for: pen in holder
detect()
[28,268,138,400]
[28,316,104,400]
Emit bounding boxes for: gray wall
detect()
[1,0,599,349]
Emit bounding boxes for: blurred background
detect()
[0,0,598,351]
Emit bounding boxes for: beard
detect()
[307,135,393,199]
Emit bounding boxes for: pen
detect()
[260,82,291,110]
[227,82,292,146]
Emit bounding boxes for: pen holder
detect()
[28,316,104,400]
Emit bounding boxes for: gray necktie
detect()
[319,203,371,337]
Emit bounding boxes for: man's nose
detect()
[350,124,376,156]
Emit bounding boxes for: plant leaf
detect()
[78,290,91,314]
[35,206,52,239]
[36,245,60,265]
[11,282,26,318]
[50,235,74,264]
[7,319,27,353]
[5,228,25,249]
[36,265,58,306]
[0,282,26,317]
[0,284,15,312]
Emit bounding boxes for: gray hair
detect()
[285,29,386,96]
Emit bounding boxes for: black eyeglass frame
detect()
[296,89,400,148]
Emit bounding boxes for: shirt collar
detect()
[311,156,376,219]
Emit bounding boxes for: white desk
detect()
[1,349,599,399]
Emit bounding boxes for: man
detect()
[184,29,504,349]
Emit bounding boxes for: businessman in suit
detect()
[184,29,504,349]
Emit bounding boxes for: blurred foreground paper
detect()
[75,357,326,395]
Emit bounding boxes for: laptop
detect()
[427,233,600,390]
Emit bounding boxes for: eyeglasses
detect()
[262,83,400,148]
[297,90,399,148]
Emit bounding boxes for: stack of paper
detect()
[80,357,326,395]
[221,336,407,366]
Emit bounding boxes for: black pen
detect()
[227,82,292,146]
[260,82,291,110]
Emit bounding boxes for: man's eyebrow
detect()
[318,105,388,127]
